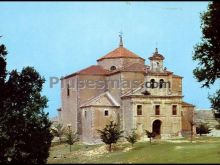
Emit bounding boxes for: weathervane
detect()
[155,42,158,53]
[119,31,123,47]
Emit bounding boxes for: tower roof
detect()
[149,48,165,60]
[97,34,144,61]
[97,46,145,61]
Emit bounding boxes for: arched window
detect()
[159,79,164,88]
[110,66,116,71]
[150,79,155,88]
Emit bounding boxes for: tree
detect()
[97,121,123,152]
[51,123,66,144]
[0,43,7,135]
[125,129,138,147]
[0,40,53,163]
[145,130,156,144]
[211,93,220,128]
[193,2,220,117]
[186,111,196,143]
[65,126,79,152]
[196,123,211,136]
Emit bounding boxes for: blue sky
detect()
[0,2,217,118]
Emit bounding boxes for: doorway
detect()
[152,120,162,136]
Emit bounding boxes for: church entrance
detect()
[152,120,162,137]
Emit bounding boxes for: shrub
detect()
[65,126,79,152]
[51,123,66,144]
[97,121,123,152]
[145,130,156,144]
[125,130,138,147]
[196,123,211,136]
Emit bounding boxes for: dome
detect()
[148,48,165,60]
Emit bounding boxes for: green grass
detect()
[47,137,220,164]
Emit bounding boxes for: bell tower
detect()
[149,48,165,72]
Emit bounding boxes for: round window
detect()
[110,66,116,71]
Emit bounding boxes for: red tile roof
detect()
[149,53,164,60]
[182,102,195,107]
[121,63,146,72]
[63,65,110,79]
[62,63,175,79]
[107,63,150,76]
[97,46,145,61]
[173,74,183,78]
[62,63,150,79]
[147,69,173,75]
[149,49,165,60]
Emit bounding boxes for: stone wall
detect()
[98,58,144,71]
[123,96,183,138]
[121,72,145,95]
[181,105,195,135]
[61,74,106,136]
[194,109,219,129]
[122,98,133,134]
[172,76,182,96]
[81,106,120,144]
[145,74,174,96]
[81,107,93,144]
[60,76,78,131]
[106,73,122,103]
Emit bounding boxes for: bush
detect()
[125,130,138,147]
[196,123,211,136]
[145,130,156,144]
[65,126,79,152]
[215,124,220,130]
[51,123,66,144]
[97,121,123,152]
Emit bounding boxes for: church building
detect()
[58,36,195,144]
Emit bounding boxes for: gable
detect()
[92,95,113,106]
[80,91,120,108]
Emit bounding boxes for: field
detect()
[47,136,220,164]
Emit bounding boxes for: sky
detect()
[0,1,218,118]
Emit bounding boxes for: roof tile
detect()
[63,65,110,79]
[97,46,144,61]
